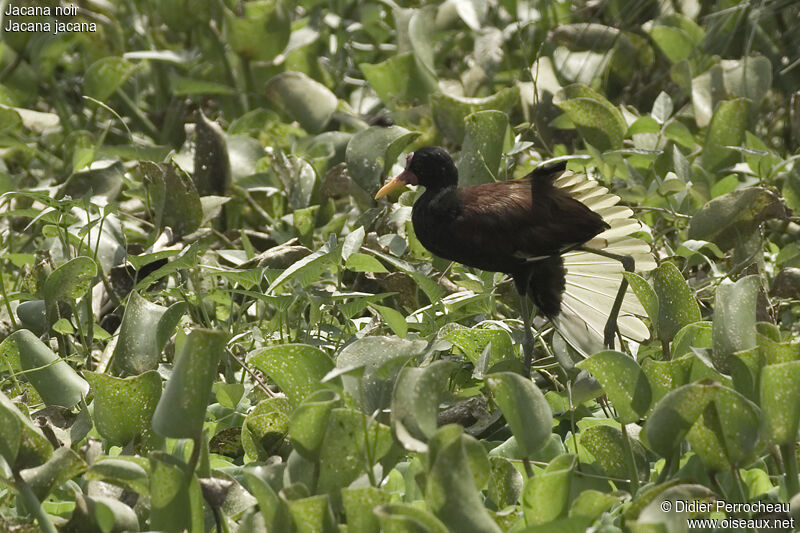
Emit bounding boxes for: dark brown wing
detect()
[448,170,608,267]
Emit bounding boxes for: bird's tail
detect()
[522,255,566,319]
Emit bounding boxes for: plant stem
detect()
[13,471,57,533]
[781,443,800,498]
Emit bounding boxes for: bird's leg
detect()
[579,246,635,349]
[519,292,535,379]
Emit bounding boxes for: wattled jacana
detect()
[375,147,654,375]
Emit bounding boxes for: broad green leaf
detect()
[85,370,162,446]
[701,98,749,171]
[686,386,760,469]
[265,248,338,294]
[577,350,651,424]
[438,323,514,368]
[249,344,334,406]
[652,262,701,343]
[579,425,646,481]
[649,25,695,63]
[317,409,393,504]
[112,291,185,375]
[140,160,203,238]
[20,447,86,500]
[84,57,136,102]
[244,466,289,531]
[374,503,449,533]
[346,126,420,193]
[242,397,292,461]
[333,336,429,413]
[431,87,519,143]
[371,304,408,338]
[554,85,626,151]
[149,451,204,532]
[687,187,788,250]
[426,425,502,533]
[43,256,97,306]
[760,362,800,445]
[0,329,89,408]
[225,1,290,62]
[391,361,457,451]
[361,54,437,107]
[169,76,236,96]
[486,372,552,457]
[346,252,388,273]
[0,391,52,470]
[643,380,720,457]
[722,56,772,107]
[456,110,509,186]
[63,493,139,533]
[487,456,523,509]
[284,493,335,533]
[342,487,392,533]
[640,356,693,406]
[522,454,576,525]
[86,458,150,495]
[152,329,228,438]
[289,389,339,459]
[569,490,620,521]
[623,272,658,330]
[265,71,338,133]
[712,276,759,372]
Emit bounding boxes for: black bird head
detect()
[375,146,457,198]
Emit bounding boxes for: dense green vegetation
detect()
[1,0,800,531]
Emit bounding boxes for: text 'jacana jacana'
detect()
[375,146,655,375]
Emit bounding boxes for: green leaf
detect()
[391,361,457,451]
[554,85,626,151]
[265,71,338,133]
[701,98,749,171]
[316,409,393,503]
[346,126,420,193]
[265,248,338,294]
[85,370,162,446]
[374,503,449,533]
[346,252,388,273]
[0,329,89,408]
[242,397,292,461]
[580,425,646,481]
[84,57,136,102]
[576,350,651,424]
[760,362,800,445]
[169,76,236,96]
[723,56,772,107]
[288,389,338,460]
[112,291,185,375]
[640,356,693,407]
[712,276,759,372]
[438,323,514,368]
[686,386,760,469]
[522,454,576,525]
[487,456,523,509]
[342,487,392,533]
[426,425,502,533]
[152,329,228,438]
[0,390,52,470]
[643,380,720,457]
[361,53,437,107]
[284,493,335,532]
[149,451,204,532]
[456,110,509,186]
[140,160,203,238]
[250,344,334,406]
[371,304,408,338]
[224,0,290,62]
[652,262,701,343]
[623,271,658,331]
[86,458,150,495]
[486,372,552,457]
[333,336,429,413]
[687,187,788,250]
[431,87,519,143]
[20,447,86,500]
[42,256,97,306]
[194,111,232,198]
